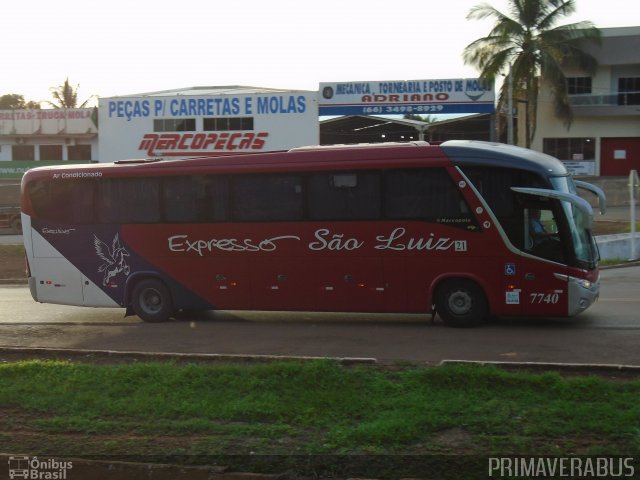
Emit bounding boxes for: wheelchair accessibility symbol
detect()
[505,263,516,276]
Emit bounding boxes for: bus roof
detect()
[22,142,449,181]
[441,140,568,177]
[21,141,568,182]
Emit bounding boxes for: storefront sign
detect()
[319,78,495,115]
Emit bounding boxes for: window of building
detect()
[12,145,35,161]
[68,144,92,161]
[567,77,592,95]
[618,77,640,105]
[39,145,63,161]
[153,118,196,132]
[203,117,254,131]
[542,138,595,161]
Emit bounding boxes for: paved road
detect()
[0,233,22,245]
[1,266,639,365]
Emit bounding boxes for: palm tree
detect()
[463,0,600,147]
[47,78,95,109]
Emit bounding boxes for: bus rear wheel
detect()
[435,279,487,328]
[131,279,173,322]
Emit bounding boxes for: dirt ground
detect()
[0,220,632,281]
[0,244,25,280]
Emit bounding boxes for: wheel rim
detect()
[447,289,473,316]
[140,287,163,314]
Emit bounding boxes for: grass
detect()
[627,222,640,233]
[1,360,639,476]
[599,257,631,266]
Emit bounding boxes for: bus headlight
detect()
[580,279,592,289]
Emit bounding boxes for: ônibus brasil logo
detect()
[8,456,73,479]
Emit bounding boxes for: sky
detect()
[2,0,636,106]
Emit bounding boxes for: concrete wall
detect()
[596,233,640,261]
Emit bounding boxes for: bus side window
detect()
[28,179,95,224]
[203,176,229,222]
[162,176,229,223]
[308,171,381,220]
[163,176,198,223]
[99,178,160,224]
[232,174,303,222]
[384,168,469,220]
[465,169,514,217]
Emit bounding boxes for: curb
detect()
[3,346,640,374]
[0,278,26,285]
[0,346,378,366]
[439,359,640,376]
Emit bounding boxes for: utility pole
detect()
[630,169,639,261]
[507,65,514,145]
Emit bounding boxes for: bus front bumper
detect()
[555,273,600,316]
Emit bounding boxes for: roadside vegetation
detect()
[1,360,638,476]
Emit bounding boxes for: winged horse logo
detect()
[94,233,131,286]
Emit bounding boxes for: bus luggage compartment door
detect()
[314,257,385,313]
[248,256,386,312]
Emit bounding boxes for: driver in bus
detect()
[530,209,554,245]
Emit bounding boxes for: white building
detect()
[530,26,640,176]
[0,108,97,163]
[98,86,318,162]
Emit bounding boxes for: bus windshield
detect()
[550,176,599,268]
[560,198,599,267]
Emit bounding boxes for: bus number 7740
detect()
[530,293,561,305]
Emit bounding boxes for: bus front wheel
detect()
[131,279,173,323]
[435,279,487,328]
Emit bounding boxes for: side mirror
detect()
[574,180,607,215]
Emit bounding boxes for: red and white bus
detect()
[20,141,605,327]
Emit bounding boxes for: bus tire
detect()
[131,279,173,323]
[435,279,487,328]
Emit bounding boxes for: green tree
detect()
[462,0,600,147]
[0,94,40,109]
[47,78,94,108]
